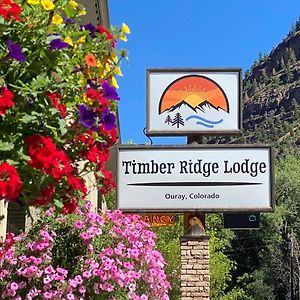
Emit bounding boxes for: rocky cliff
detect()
[211,21,300,156]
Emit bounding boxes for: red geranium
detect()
[0,0,22,21]
[30,185,55,206]
[26,134,74,180]
[0,162,22,201]
[0,87,14,116]
[47,92,67,118]
[61,198,78,214]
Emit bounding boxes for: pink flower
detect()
[74,220,84,229]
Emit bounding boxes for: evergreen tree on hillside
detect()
[287,48,297,64]
[172,113,184,128]
[165,115,172,125]
[280,57,286,70]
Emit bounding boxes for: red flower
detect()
[0,0,22,21]
[26,134,73,181]
[97,25,116,47]
[61,198,78,214]
[98,25,114,40]
[67,175,87,196]
[31,185,55,206]
[47,92,67,118]
[0,87,14,115]
[0,162,22,201]
[98,169,115,194]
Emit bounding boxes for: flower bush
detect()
[0,0,129,210]
[0,202,170,299]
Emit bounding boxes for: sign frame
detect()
[116,144,275,213]
[146,68,243,136]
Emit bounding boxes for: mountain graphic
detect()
[162,100,223,114]
[162,100,197,113]
[194,100,223,112]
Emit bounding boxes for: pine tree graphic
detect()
[172,113,184,128]
[165,115,173,125]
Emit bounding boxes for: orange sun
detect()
[159,75,229,114]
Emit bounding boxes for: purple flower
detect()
[81,23,97,37]
[5,40,26,62]
[101,109,116,130]
[49,38,69,51]
[102,81,120,100]
[78,105,99,131]
[65,18,76,25]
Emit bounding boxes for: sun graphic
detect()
[159,75,229,114]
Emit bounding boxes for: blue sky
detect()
[109,0,299,144]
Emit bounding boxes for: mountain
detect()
[163,100,198,113]
[194,100,222,113]
[164,99,221,114]
[210,21,300,157]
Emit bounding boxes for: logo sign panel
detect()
[116,145,274,212]
[146,68,242,136]
[223,213,260,229]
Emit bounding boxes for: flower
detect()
[0,87,14,115]
[41,0,54,10]
[52,14,63,25]
[47,92,67,118]
[78,105,99,131]
[30,185,55,206]
[98,25,114,40]
[101,109,116,130]
[0,0,22,21]
[122,23,130,34]
[0,162,23,201]
[5,39,26,62]
[49,38,69,50]
[85,54,97,67]
[69,0,78,9]
[102,81,120,100]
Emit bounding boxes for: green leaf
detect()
[65,3,76,18]
[59,119,67,136]
[0,141,14,151]
[19,114,37,123]
[53,199,64,209]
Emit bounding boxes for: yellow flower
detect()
[96,62,105,76]
[115,67,123,77]
[64,36,73,46]
[78,9,86,16]
[27,0,40,4]
[77,36,86,44]
[83,94,94,106]
[69,0,78,9]
[52,14,63,25]
[105,64,111,72]
[41,0,55,10]
[119,33,127,42]
[111,76,119,89]
[110,51,118,63]
[122,23,130,34]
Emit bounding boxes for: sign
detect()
[146,68,242,136]
[223,213,260,229]
[116,145,274,212]
[140,213,176,227]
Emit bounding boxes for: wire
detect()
[143,127,153,145]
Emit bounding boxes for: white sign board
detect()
[116,145,274,212]
[146,68,242,136]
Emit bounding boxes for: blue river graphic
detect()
[186,115,223,128]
